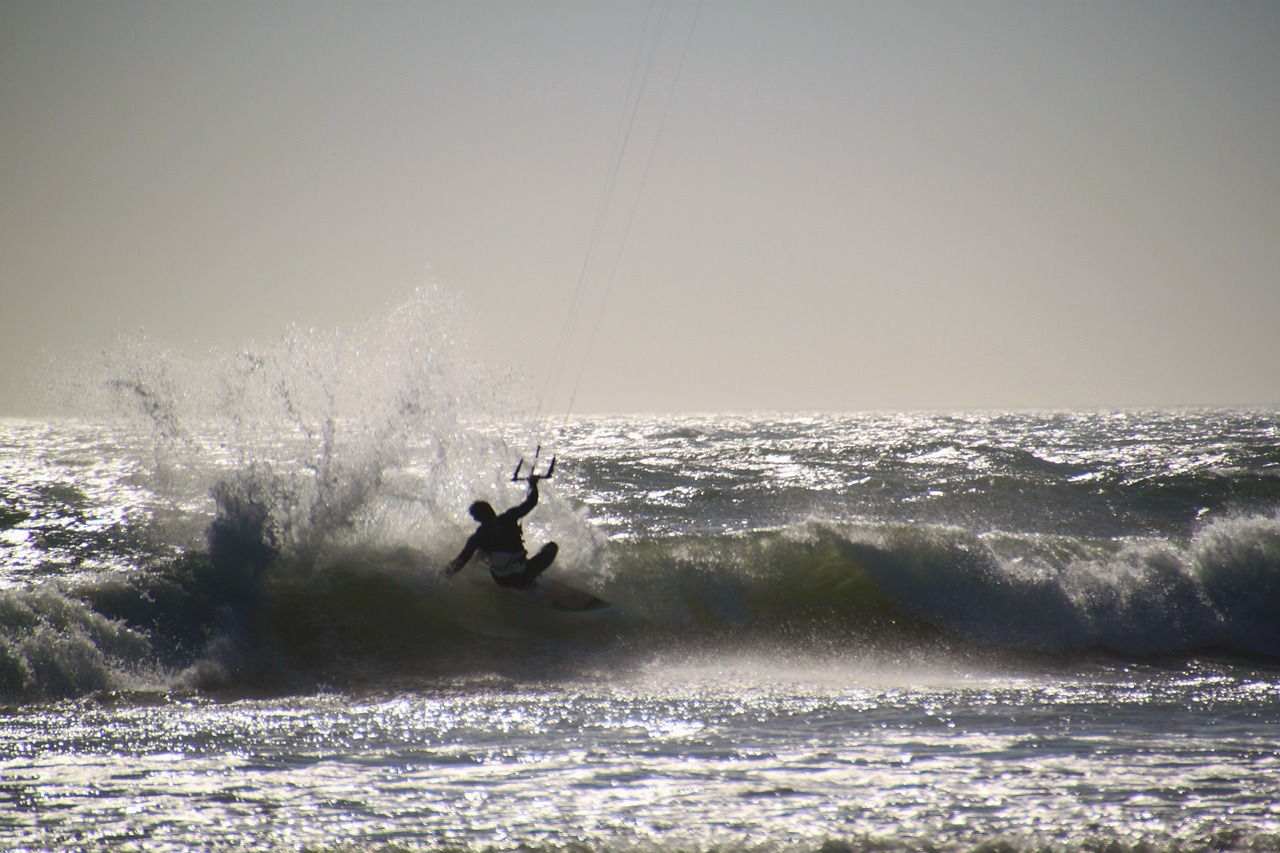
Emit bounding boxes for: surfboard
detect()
[470,577,609,612]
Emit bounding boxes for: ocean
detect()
[2,296,1279,851]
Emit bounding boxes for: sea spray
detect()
[6,375,1280,700]
[89,288,525,550]
[2,287,611,696]
[6,406,1280,850]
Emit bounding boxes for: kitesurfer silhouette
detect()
[443,475,558,589]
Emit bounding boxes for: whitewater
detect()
[2,291,1279,851]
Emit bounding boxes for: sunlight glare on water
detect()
[4,401,1280,850]
[7,659,1278,851]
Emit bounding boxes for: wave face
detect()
[6,509,1280,702]
[2,293,1280,700]
[581,512,1280,660]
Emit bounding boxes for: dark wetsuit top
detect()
[451,483,538,580]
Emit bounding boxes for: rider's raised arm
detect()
[508,475,540,520]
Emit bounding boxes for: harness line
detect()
[540,0,673,422]
[519,0,700,469]
[562,0,703,422]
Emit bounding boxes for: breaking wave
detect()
[4,507,1279,702]
[4,289,1278,703]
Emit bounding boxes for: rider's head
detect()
[468,500,496,522]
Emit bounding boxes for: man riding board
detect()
[443,475,558,589]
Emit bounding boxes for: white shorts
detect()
[486,551,527,578]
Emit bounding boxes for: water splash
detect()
[79,286,533,562]
[0,286,594,698]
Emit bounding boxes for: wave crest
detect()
[4,509,1280,702]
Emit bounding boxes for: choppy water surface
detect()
[2,298,1278,850]
[5,660,1278,852]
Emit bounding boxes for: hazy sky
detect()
[2,0,1277,415]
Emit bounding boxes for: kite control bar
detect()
[512,446,556,482]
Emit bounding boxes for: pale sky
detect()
[2,0,1278,415]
